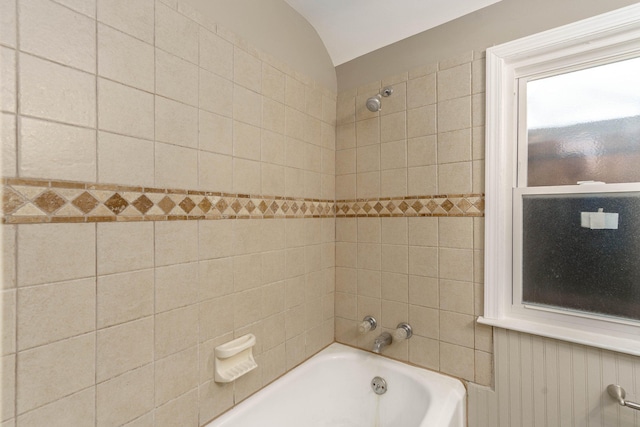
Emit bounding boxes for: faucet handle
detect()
[393,322,413,341]
[358,316,377,334]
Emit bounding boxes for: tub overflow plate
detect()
[371,376,387,395]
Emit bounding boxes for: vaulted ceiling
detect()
[284,0,502,65]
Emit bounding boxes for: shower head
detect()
[365,86,394,112]
[366,94,382,112]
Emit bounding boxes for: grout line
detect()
[93,4,98,425]
[15,383,95,421]
[49,0,94,21]
[14,0,20,181]
[194,12,205,423]
[13,113,149,139]
[13,0,20,421]
[94,0,99,186]
[151,0,157,420]
[17,49,95,77]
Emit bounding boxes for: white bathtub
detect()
[206,343,466,427]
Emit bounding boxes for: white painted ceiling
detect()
[284,0,502,66]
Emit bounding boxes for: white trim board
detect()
[480,3,640,356]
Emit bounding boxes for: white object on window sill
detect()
[580,208,619,230]
[214,334,257,383]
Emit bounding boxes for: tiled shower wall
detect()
[330,37,640,427]
[1,0,336,425]
[333,52,493,386]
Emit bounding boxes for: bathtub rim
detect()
[205,341,467,427]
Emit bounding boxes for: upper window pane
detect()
[526,56,640,186]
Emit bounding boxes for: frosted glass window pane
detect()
[522,193,640,321]
[526,56,640,186]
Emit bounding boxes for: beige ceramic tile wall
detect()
[5,218,335,426]
[335,51,492,386]
[0,0,335,425]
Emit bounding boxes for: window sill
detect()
[477,315,640,356]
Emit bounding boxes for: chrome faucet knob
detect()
[393,322,413,341]
[358,315,377,334]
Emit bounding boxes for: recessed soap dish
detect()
[214,334,258,383]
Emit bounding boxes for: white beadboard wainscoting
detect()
[469,328,640,426]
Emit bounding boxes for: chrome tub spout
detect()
[372,332,392,353]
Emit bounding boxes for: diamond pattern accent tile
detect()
[334,195,487,218]
[33,190,66,214]
[72,192,100,214]
[198,197,213,214]
[179,197,196,214]
[425,200,438,212]
[2,178,483,223]
[132,195,154,214]
[158,196,176,214]
[456,199,472,212]
[215,198,228,213]
[230,200,243,213]
[386,201,396,212]
[441,199,455,212]
[104,193,129,215]
[2,187,26,215]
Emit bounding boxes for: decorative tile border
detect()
[1,178,484,224]
[334,194,484,217]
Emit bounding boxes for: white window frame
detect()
[478,3,640,356]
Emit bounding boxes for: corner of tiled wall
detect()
[334,49,492,388]
[1,0,336,425]
[2,0,495,424]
